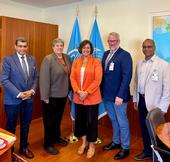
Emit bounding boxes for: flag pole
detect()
[94,5,102,144]
[95,5,98,19]
[76,4,79,17]
[65,5,80,143]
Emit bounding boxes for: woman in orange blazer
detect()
[70,40,102,159]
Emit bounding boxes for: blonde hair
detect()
[108,32,120,41]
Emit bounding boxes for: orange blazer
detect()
[70,56,103,105]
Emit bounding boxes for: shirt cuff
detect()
[31,89,35,95]
[17,92,21,98]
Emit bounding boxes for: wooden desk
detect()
[156,122,170,148]
[0,128,16,162]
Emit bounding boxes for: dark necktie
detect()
[21,56,29,82]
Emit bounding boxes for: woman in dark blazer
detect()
[40,38,71,154]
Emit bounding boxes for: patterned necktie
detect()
[21,55,29,82]
[105,51,114,70]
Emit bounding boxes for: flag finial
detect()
[76,5,79,17]
[95,5,98,18]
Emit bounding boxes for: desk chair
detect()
[146,108,170,162]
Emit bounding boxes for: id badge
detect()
[151,70,158,81]
[109,62,114,71]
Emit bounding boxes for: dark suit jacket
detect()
[101,47,132,102]
[1,53,38,105]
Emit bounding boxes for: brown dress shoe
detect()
[19,148,34,159]
[134,152,152,161]
[12,153,28,162]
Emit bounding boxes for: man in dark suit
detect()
[101,32,132,160]
[1,37,38,159]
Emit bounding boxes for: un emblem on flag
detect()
[68,49,81,62]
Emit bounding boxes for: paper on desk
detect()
[0,132,16,144]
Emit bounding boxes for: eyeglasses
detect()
[17,45,28,48]
[143,46,153,49]
[108,40,118,43]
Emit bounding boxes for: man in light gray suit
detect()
[133,39,170,161]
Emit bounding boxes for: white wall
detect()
[0,0,170,91]
[1,0,170,61]
[0,0,43,22]
[43,0,170,91]
[43,0,170,54]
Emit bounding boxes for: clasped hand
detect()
[20,90,33,100]
[78,90,88,101]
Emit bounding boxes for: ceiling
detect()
[10,0,84,8]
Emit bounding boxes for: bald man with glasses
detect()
[133,39,170,161]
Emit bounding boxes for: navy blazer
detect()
[1,53,38,105]
[101,47,132,102]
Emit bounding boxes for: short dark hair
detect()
[143,39,155,47]
[78,40,94,54]
[15,37,27,45]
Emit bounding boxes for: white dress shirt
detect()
[139,55,155,94]
[17,53,29,75]
[105,48,119,70]
[16,53,35,98]
[80,67,85,89]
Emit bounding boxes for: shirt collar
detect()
[142,54,156,63]
[110,47,119,54]
[17,52,26,58]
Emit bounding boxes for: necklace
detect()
[82,59,88,67]
[56,54,62,59]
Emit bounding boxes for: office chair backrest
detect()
[146,108,165,146]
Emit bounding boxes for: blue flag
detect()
[90,19,104,61]
[67,17,82,62]
[67,17,82,120]
[90,18,106,119]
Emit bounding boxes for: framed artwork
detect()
[152,14,170,63]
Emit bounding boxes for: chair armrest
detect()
[153,145,170,155]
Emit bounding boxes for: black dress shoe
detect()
[19,148,34,159]
[114,149,130,160]
[55,138,68,146]
[103,142,121,151]
[44,146,59,155]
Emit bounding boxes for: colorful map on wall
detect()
[153,15,170,63]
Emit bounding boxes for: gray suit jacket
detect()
[133,55,170,112]
[39,53,71,100]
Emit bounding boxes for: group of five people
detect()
[1,32,170,161]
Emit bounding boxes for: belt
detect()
[139,93,145,97]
